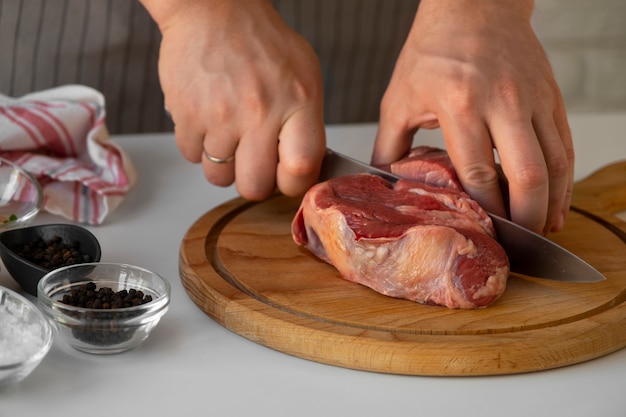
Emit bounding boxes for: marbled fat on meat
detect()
[380,146,462,191]
[291,147,510,309]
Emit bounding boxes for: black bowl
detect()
[0,224,102,296]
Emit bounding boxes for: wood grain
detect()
[179,161,626,376]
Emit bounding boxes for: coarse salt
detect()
[0,302,45,365]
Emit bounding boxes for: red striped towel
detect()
[0,85,137,225]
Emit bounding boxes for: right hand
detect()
[141,0,327,200]
[372,0,574,235]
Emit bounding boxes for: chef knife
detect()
[319,148,605,283]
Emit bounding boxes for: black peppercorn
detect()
[60,282,155,346]
[10,235,93,269]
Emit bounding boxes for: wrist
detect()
[139,0,274,32]
[415,0,535,28]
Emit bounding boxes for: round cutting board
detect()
[179,161,626,376]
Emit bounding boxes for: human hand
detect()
[140,0,326,200]
[372,0,574,235]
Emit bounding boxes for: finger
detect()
[490,116,549,234]
[549,98,575,232]
[276,106,326,197]
[201,134,238,188]
[439,115,506,218]
[234,132,277,201]
[532,109,571,234]
[372,96,421,165]
[372,123,415,166]
[173,117,204,163]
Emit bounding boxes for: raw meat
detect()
[378,146,462,191]
[291,147,510,309]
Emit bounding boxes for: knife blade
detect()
[319,148,605,283]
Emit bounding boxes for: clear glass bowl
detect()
[37,263,171,354]
[0,286,53,391]
[0,157,43,232]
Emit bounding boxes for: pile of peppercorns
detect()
[61,281,153,309]
[60,282,155,346]
[10,235,93,269]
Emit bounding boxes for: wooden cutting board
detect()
[179,161,626,376]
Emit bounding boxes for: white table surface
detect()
[1,113,625,417]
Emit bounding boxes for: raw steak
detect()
[291,147,510,309]
[378,146,462,191]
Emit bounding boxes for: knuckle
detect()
[288,78,322,104]
[547,154,570,179]
[496,81,524,108]
[242,88,269,119]
[440,80,477,120]
[210,99,233,124]
[447,87,475,115]
[512,163,548,191]
[379,85,404,113]
[379,92,393,115]
[459,163,500,190]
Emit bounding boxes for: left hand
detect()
[372,0,574,235]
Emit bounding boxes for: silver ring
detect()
[203,148,235,164]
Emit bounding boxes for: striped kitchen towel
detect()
[0,85,137,225]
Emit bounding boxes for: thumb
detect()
[372,111,416,166]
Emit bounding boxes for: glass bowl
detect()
[37,263,170,354]
[0,157,43,232]
[0,223,102,296]
[0,286,53,391]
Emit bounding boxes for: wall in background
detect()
[532,0,626,113]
